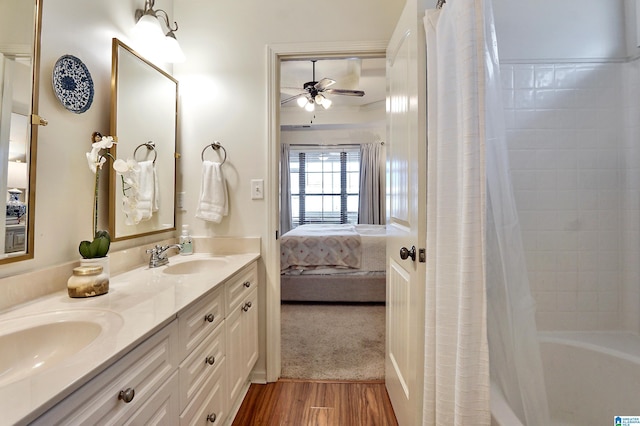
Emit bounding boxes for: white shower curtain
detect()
[424,0,550,425]
[423,2,490,424]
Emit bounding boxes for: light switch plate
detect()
[177,191,186,210]
[251,179,264,200]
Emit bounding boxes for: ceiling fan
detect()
[280,60,365,111]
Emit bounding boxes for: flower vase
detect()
[67,256,110,298]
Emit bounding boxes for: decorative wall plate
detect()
[52,55,94,114]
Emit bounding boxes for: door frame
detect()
[265,41,388,381]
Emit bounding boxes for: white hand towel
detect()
[152,164,160,212]
[136,160,155,221]
[196,160,228,223]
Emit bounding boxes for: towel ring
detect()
[134,141,157,164]
[201,141,227,165]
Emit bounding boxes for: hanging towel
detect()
[196,160,228,223]
[136,160,155,221]
[152,163,160,212]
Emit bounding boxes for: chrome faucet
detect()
[146,244,182,268]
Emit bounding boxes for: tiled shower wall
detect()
[501,62,640,331]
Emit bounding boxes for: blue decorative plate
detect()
[52,55,94,114]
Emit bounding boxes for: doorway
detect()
[265,43,388,382]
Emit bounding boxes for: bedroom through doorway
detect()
[278,55,388,381]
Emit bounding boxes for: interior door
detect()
[385,0,428,425]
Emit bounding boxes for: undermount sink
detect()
[0,309,123,386]
[162,257,230,275]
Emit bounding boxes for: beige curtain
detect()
[279,143,292,235]
[423,1,490,424]
[357,142,384,224]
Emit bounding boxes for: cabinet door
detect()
[226,287,258,407]
[242,287,259,378]
[226,303,244,406]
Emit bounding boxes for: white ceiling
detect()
[280,57,386,110]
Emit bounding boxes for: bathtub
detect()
[491,331,640,426]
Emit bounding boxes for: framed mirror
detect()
[109,38,177,241]
[0,0,42,264]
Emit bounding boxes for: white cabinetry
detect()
[32,260,259,426]
[226,263,259,406]
[178,286,227,425]
[32,321,180,425]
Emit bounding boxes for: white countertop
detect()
[0,252,260,426]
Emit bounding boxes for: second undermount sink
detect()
[162,257,230,275]
[0,309,123,386]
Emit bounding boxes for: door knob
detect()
[399,246,416,261]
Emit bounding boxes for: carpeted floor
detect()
[280,303,385,381]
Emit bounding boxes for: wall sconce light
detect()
[134,0,185,63]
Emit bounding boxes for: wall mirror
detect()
[109,38,177,241]
[0,0,42,264]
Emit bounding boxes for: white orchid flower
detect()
[86,136,116,173]
[113,158,130,174]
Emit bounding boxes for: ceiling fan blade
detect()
[280,93,306,105]
[281,86,305,95]
[314,78,336,91]
[324,88,365,97]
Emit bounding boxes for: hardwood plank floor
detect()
[231,379,398,426]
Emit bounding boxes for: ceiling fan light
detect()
[315,94,325,105]
[304,101,315,112]
[296,96,308,108]
[321,98,332,109]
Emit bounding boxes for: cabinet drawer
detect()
[180,357,226,426]
[33,321,179,425]
[178,286,224,360]
[127,370,180,425]
[179,320,225,411]
[225,261,257,311]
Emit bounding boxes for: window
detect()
[290,147,360,226]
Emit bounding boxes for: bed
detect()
[280,224,386,302]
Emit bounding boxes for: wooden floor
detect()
[231,379,398,426]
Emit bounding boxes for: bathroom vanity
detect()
[0,252,260,426]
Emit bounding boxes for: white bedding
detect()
[280,224,386,275]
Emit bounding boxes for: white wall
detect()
[493,0,626,61]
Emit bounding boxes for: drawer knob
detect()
[242,301,252,312]
[118,388,135,403]
[205,355,216,365]
[204,313,215,323]
[243,281,251,288]
[207,413,217,423]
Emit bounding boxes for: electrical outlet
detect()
[251,179,264,200]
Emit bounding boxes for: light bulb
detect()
[304,101,315,112]
[133,14,164,42]
[315,94,325,105]
[165,34,186,63]
[321,97,332,109]
[297,96,308,108]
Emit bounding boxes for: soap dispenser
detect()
[180,224,193,255]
